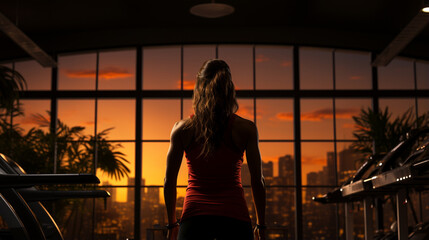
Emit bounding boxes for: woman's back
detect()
[164,59,265,240]
[179,114,254,157]
[180,114,252,223]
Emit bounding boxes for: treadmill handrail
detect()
[0,173,100,187]
[18,189,111,201]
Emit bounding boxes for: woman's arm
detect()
[164,121,185,229]
[245,122,266,234]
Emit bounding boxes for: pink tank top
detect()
[181,114,251,223]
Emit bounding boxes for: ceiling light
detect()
[190,1,235,18]
[423,7,429,13]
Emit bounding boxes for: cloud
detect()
[335,108,360,119]
[281,61,292,67]
[65,69,95,78]
[183,80,195,90]
[175,80,195,90]
[255,54,270,63]
[275,108,359,122]
[275,112,293,121]
[99,67,133,80]
[236,106,254,120]
[349,76,362,80]
[64,66,133,80]
[83,121,94,125]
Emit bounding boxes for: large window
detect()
[6,45,429,240]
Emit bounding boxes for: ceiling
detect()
[1,0,429,62]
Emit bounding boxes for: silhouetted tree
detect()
[0,65,26,114]
[0,67,131,239]
[352,107,429,160]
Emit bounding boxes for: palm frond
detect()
[0,66,26,113]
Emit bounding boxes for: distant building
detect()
[278,154,294,185]
[338,147,363,184]
[263,161,274,178]
[127,177,145,203]
[326,151,336,185]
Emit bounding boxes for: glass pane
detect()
[143,46,181,89]
[58,53,96,90]
[379,98,416,119]
[302,142,335,186]
[98,49,136,90]
[257,99,294,140]
[378,57,414,90]
[55,198,94,239]
[142,186,167,239]
[218,45,253,90]
[418,98,429,115]
[244,186,293,239]
[301,99,334,140]
[97,142,135,187]
[335,98,372,140]
[416,60,429,89]
[303,187,338,239]
[142,99,180,139]
[338,202,366,239]
[255,46,293,89]
[55,188,134,240]
[183,98,193,119]
[142,142,187,186]
[258,142,294,184]
[14,100,50,133]
[58,99,95,136]
[335,50,372,89]
[337,142,366,185]
[99,186,134,239]
[237,98,254,122]
[98,99,135,140]
[268,187,295,239]
[14,60,51,90]
[300,47,333,89]
[183,45,216,90]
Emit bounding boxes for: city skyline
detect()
[95,147,364,239]
[4,44,428,239]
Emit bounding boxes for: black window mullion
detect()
[293,45,303,240]
[50,55,58,174]
[135,46,143,240]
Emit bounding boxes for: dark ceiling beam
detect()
[0,25,429,62]
[0,11,57,67]
[372,9,429,67]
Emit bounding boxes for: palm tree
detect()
[0,66,131,238]
[0,65,26,115]
[352,107,429,160]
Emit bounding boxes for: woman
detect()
[164,59,266,240]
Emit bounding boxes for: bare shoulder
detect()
[170,119,193,147]
[233,115,257,134]
[170,119,190,138]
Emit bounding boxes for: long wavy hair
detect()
[186,59,238,158]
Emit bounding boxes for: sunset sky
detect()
[10,45,429,202]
